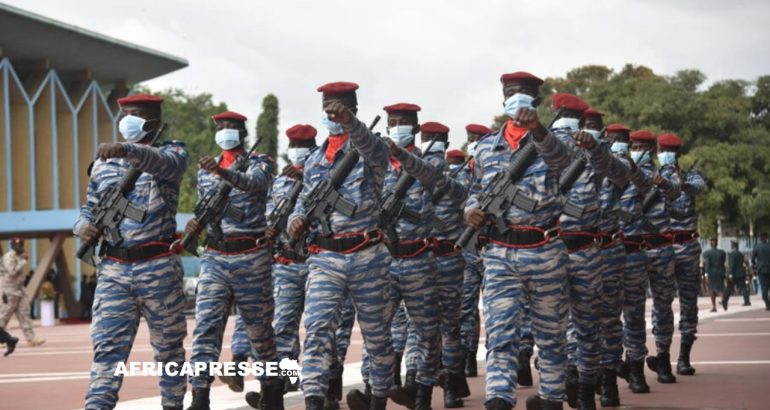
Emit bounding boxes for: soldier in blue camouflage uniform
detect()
[464,71,574,410]
[387,121,471,407]
[541,94,603,410]
[628,131,682,386]
[288,82,394,410]
[184,110,282,410]
[458,124,490,380]
[75,94,188,410]
[656,133,706,377]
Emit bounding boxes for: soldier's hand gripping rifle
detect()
[455,110,564,254]
[288,115,380,248]
[76,124,168,266]
[264,176,304,257]
[171,139,261,256]
[558,128,606,218]
[378,139,436,243]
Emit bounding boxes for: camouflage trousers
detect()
[647,245,676,354]
[391,301,408,354]
[623,250,649,361]
[0,285,36,341]
[564,245,603,383]
[190,248,276,389]
[331,294,356,374]
[482,241,570,406]
[599,241,626,367]
[460,251,484,354]
[85,256,187,410]
[673,241,702,345]
[302,243,394,399]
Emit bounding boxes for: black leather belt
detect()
[207,236,264,253]
[671,230,699,244]
[623,235,645,254]
[560,229,598,252]
[386,238,433,259]
[488,223,559,248]
[433,239,459,256]
[643,234,672,249]
[597,228,623,248]
[104,237,175,262]
[277,247,307,263]
[313,230,383,254]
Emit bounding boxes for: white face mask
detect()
[466,141,479,157]
[215,129,242,150]
[421,140,446,154]
[630,150,650,164]
[657,151,677,166]
[583,129,601,141]
[118,115,149,142]
[321,112,344,135]
[287,147,311,166]
[553,117,580,134]
[503,93,535,119]
[610,142,629,154]
[388,125,415,147]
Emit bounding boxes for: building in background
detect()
[0,3,187,317]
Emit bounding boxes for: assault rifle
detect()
[76,124,168,266]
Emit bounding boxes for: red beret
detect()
[630,129,657,142]
[465,124,492,135]
[9,237,23,243]
[383,102,421,113]
[583,108,604,118]
[117,93,163,106]
[606,123,631,133]
[421,121,449,134]
[551,93,589,113]
[286,124,317,141]
[212,111,247,123]
[317,81,359,96]
[446,149,466,160]
[657,133,682,148]
[500,71,543,86]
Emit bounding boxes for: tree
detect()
[256,94,280,173]
[739,188,770,239]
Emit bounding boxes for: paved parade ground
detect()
[1,295,769,410]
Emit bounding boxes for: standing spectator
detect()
[752,232,770,310]
[702,237,727,312]
[727,241,751,306]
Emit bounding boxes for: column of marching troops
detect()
[2,68,768,410]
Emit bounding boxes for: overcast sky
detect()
[7,0,770,152]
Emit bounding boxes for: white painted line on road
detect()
[714,318,770,322]
[0,375,91,384]
[0,371,89,379]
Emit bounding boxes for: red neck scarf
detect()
[504,120,529,151]
[325,133,349,163]
[219,148,245,169]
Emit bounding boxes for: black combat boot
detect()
[599,367,620,407]
[565,365,579,408]
[465,348,478,377]
[244,391,260,409]
[651,352,676,383]
[485,398,513,410]
[394,350,404,387]
[327,364,343,401]
[370,395,388,410]
[627,360,650,393]
[305,396,325,410]
[259,377,285,410]
[415,383,433,410]
[677,342,696,375]
[218,355,247,392]
[185,387,210,410]
[0,327,18,357]
[163,406,183,410]
[346,383,372,410]
[615,360,629,381]
[403,369,417,393]
[518,350,534,387]
[526,394,564,410]
[443,373,464,408]
[577,383,596,410]
[389,369,418,408]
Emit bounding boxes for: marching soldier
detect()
[464,71,574,410]
[75,94,188,410]
[751,232,770,310]
[288,82,395,410]
[0,237,46,347]
[185,111,282,410]
[659,133,707,376]
[727,241,751,307]
[703,237,727,312]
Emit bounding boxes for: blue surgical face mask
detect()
[287,147,311,166]
[467,141,478,157]
[321,112,344,135]
[421,140,446,154]
[215,128,241,150]
[657,151,677,166]
[630,150,650,164]
[553,117,580,134]
[119,115,149,142]
[388,125,414,147]
[503,93,535,119]
[610,142,629,154]
[583,129,601,141]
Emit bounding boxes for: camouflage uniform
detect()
[467,124,572,406]
[0,251,36,342]
[668,168,706,346]
[74,141,188,410]
[290,116,395,400]
[188,152,277,391]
